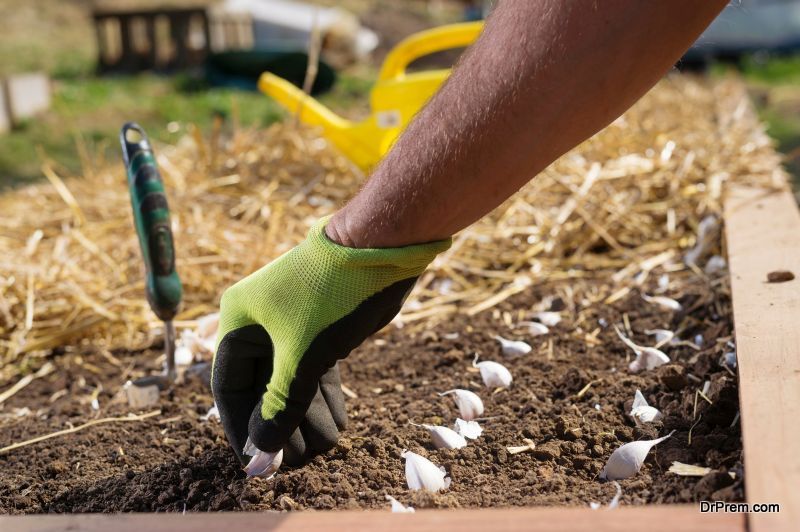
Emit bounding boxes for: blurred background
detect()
[1,0,799,191]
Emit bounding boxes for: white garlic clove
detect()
[684,214,719,266]
[517,321,549,336]
[656,274,670,293]
[641,294,682,311]
[439,389,484,421]
[628,347,670,373]
[202,403,220,421]
[614,325,643,354]
[704,255,727,274]
[402,450,451,492]
[411,422,467,449]
[385,494,415,513]
[533,311,561,327]
[454,418,483,439]
[629,389,663,425]
[600,430,675,480]
[615,326,670,372]
[494,335,533,356]
[242,438,283,479]
[174,344,194,366]
[473,353,512,388]
[644,328,675,347]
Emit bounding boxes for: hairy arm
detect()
[326,0,727,248]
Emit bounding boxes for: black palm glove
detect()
[211,218,450,466]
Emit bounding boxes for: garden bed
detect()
[0,266,741,513]
[0,77,790,526]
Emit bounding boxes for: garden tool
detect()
[258,21,484,171]
[120,122,183,393]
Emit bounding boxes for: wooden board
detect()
[0,506,743,532]
[725,185,800,532]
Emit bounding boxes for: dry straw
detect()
[0,77,786,380]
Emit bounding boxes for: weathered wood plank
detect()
[0,506,743,532]
[725,185,800,532]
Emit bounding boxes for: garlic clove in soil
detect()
[473,353,512,388]
[402,450,451,492]
[385,494,415,513]
[628,348,670,373]
[533,311,561,327]
[410,422,467,449]
[614,326,670,372]
[494,335,533,356]
[641,293,682,311]
[629,389,663,425]
[644,328,675,347]
[202,403,220,421]
[600,430,675,480]
[242,438,283,479]
[656,274,670,293]
[439,389,484,421]
[517,321,549,336]
[454,418,483,439]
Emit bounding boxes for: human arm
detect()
[326,0,728,248]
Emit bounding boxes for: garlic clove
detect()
[628,347,670,373]
[704,255,727,274]
[644,328,675,347]
[615,326,669,372]
[385,494,415,513]
[473,353,512,388]
[202,403,220,421]
[614,325,643,355]
[439,389,484,420]
[656,274,670,293]
[454,418,482,439]
[600,430,675,480]
[242,437,283,479]
[533,311,561,327]
[174,344,194,366]
[411,422,467,449]
[629,389,663,425]
[517,321,549,336]
[494,335,533,356]
[641,294,682,311]
[402,450,451,492]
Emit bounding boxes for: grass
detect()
[0,75,283,189]
[732,54,800,190]
[0,0,376,190]
[0,69,376,190]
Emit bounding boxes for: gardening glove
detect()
[211,217,450,466]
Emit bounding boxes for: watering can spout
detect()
[258,22,485,171]
[258,72,351,133]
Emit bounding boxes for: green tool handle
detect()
[120,122,182,322]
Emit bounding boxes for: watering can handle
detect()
[378,21,484,82]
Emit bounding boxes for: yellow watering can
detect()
[258,22,484,171]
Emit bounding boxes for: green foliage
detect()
[0,75,284,189]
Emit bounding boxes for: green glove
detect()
[211,217,450,465]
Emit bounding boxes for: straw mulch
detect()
[0,76,786,381]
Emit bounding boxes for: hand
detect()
[211,217,449,465]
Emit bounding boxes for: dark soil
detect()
[0,270,743,514]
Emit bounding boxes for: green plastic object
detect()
[120,122,182,321]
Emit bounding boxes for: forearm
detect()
[327,0,727,248]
